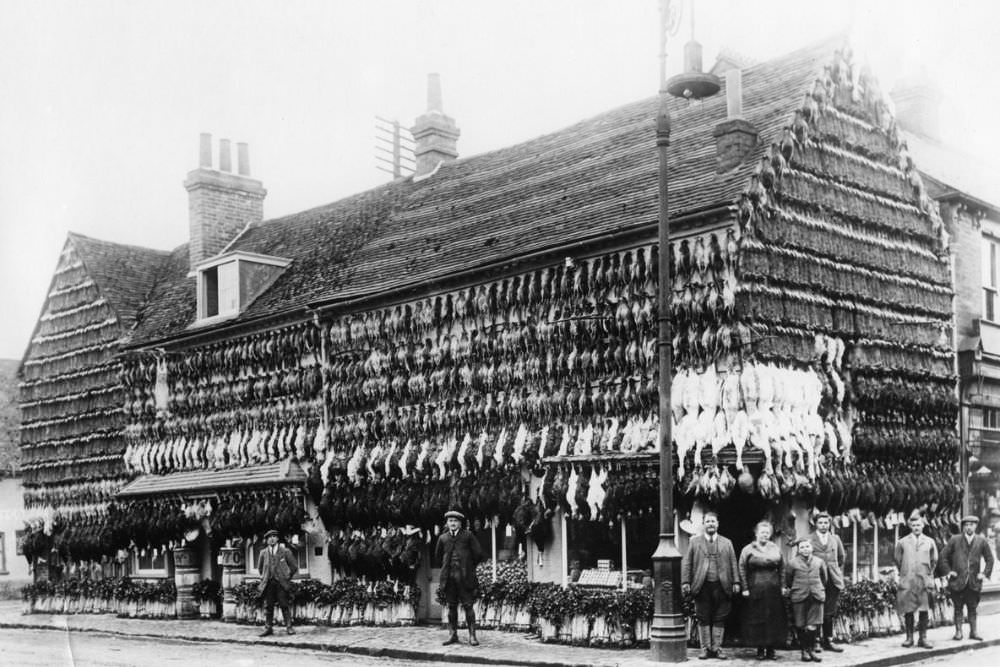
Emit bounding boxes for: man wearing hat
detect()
[893,511,938,649]
[809,512,845,653]
[257,529,298,637]
[681,511,740,659]
[940,515,995,641]
[436,510,484,646]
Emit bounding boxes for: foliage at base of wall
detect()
[21,577,177,618]
[231,577,421,626]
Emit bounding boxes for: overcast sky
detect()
[2,0,999,361]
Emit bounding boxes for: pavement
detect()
[2,601,1000,667]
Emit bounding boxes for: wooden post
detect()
[852,519,858,582]
[872,521,879,579]
[491,520,498,583]
[621,518,628,590]
[561,511,568,588]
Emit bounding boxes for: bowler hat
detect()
[263,529,280,539]
[444,510,466,522]
[961,515,980,525]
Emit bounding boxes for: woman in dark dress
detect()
[739,520,788,660]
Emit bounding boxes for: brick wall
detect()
[184,169,266,268]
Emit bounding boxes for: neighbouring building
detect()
[18,37,968,625]
[0,358,30,596]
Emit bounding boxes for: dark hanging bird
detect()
[737,193,754,231]
[758,155,776,190]
[802,91,819,124]
[780,127,795,164]
[792,109,809,146]
[768,143,786,184]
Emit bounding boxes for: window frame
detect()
[191,251,291,325]
[0,531,7,574]
[132,547,168,577]
[983,234,999,322]
[245,534,309,578]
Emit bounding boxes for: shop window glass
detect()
[134,548,167,575]
[247,535,308,576]
[566,517,620,582]
[983,407,1000,431]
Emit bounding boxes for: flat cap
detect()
[263,529,280,539]
[444,510,466,522]
[961,515,980,525]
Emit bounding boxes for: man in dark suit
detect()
[257,529,298,637]
[435,509,484,646]
[940,515,995,641]
[809,512,846,653]
[681,511,740,659]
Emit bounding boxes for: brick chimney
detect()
[184,133,266,269]
[890,74,942,141]
[411,74,460,177]
[712,69,758,173]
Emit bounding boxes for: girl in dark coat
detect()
[739,520,788,660]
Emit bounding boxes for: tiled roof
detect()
[127,38,838,345]
[118,460,307,497]
[68,233,171,331]
[906,132,1000,212]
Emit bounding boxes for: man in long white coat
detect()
[894,511,938,650]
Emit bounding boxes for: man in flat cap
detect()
[436,510,484,646]
[940,515,995,641]
[809,512,845,653]
[894,511,937,649]
[257,529,298,637]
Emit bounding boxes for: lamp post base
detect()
[650,535,687,662]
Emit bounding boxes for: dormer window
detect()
[192,251,290,325]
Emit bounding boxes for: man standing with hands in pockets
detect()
[257,529,298,637]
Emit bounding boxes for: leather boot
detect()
[952,608,963,640]
[821,619,842,652]
[901,614,914,647]
[798,629,809,662]
[698,624,713,659]
[464,605,479,646]
[756,647,766,661]
[712,625,727,660]
[917,612,933,649]
[969,612,983,641]
[765,646,777,660]
[809,629,823,662]
[442,605,460,645]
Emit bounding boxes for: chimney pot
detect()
[411,73,460,178]
[185,135,266,269]
[237,142,250,176]
[199,133,212,168]
[726,69,744,120]
[219,139,232,172]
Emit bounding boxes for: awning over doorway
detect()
[117,459,307,498]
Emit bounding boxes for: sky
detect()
[1,0,999,361]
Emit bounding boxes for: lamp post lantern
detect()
[649,0,719,662]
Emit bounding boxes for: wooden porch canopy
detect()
[117,459,307,498]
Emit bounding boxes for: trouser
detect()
[951,587,981,622]
[694,581,730,652]
[261,580,292,629]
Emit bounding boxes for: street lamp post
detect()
[649,1,719,661]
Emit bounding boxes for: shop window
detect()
[246,534,308,577]
[566,517,621,582]
[983,236,999,322]
[133,548,167,576]
[623,514,658,583]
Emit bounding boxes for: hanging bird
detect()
[758,155,776,191]
[769,143,786,184]
[780,127,796,164]
[792,109,809,147]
